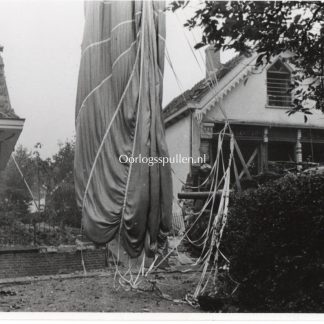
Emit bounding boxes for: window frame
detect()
[266,58,293,109]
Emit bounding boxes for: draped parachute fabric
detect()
[74,0,173,258]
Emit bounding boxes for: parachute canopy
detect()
[74,0,173,258]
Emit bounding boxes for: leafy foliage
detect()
[0,138,81,232]
[222,173,324,312]
[170,1,324,116]
[44,139,81,228]
[0,145,36,218]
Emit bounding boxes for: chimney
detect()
[205,46,222,78]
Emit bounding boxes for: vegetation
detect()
[170,1,324,118]
[0,138,81,245]
[220,173,324,312]
[46,140,81,228]
[0,145,38,221]
[169,1,324,311]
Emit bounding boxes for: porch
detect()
[198,121,324,177]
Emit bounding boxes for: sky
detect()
[0,0,213,158]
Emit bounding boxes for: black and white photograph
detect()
[0,0,323,321]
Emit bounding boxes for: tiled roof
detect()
[163,55,243,120]
[0,51,18,119]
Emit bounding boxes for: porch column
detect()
[296,129,302,170]
[199,122,214,164]
[258,127,269,173]
[191,114,201,162]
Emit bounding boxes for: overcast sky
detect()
[0,0,209,158]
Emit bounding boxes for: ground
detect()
[0,269,203,312]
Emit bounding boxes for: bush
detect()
[46,181,81,228]
[222,173,324,312]
[185,172,283,255]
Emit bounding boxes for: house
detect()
[163,47,324,211]
[0,46,24,171]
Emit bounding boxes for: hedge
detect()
[221,173,324,312]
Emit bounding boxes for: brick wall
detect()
[0,246,109,279]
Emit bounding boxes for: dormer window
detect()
[267,59,292,107]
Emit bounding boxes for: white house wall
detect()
[203,65,324,129]
[165,115,190,212]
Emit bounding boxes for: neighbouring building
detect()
[0,46,24,170]
[163,48,324,212]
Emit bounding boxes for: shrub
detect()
[222,173,324,312]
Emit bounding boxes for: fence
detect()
[0,212,185,247]
[0,246,108,279]
[0,220,79,247]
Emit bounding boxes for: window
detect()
[267,59,292,107]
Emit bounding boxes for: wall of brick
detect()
[0,246,109,279]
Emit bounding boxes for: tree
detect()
[0,139,81,228]
[45,138,81,228]
[170,1,324,118]
[0,146,36,218]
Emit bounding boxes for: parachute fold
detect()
[74,0,172,258]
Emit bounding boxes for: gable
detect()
[163,54,250,125]
[0,53,18,119]
[164,51,324,130]
[202,58,324,130]
[163,53,258,126]
[0,49,25,170]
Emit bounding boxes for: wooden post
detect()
[263,127,269,172]
[296,129,302,171]
[192,112,201,162]
[258,127,268,173]
[200,122,214,164]
[189,113,192,176]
